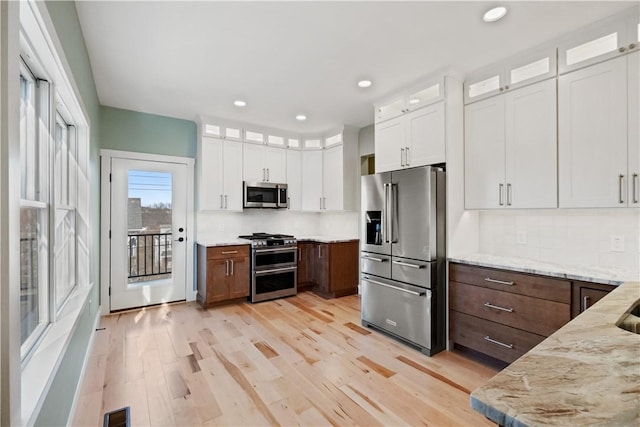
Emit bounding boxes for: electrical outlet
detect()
[610,235,625,252]
[517,230,527,245]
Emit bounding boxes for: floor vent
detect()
[103,407,130,427]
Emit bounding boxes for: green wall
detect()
[101,106,197,158]
[35,2,101,426]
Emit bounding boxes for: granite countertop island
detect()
[197,236,358,247]
[470,278,640,426]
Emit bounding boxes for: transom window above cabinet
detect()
[558,14,639,74]
[303,138,323,150]
[375,77,444,123]
[464,47,556,104]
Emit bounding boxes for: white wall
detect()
[197,210,359,242]
[479,209,640,276]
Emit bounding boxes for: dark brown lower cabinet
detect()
[571,281,616,318]
[449,262,618,365]
[297,240,359,298]
[197,244,250,308]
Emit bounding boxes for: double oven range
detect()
[238,233,298,303]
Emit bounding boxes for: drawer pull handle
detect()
[362,255,386,263]
[582,295,591,312]
[484,336,513,349]
[363,277,425,296]
[221,250,238,254]
[393,260,424,269]
[484,277,514,286]
[484,302,514,313]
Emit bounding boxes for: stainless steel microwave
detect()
[243,182,288,209]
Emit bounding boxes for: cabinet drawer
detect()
[392,257,436,289]
[361,252,391,278]
[450,282,570,337]
[450,311,545,364]
[449,263,570,303]
[207,245,249,260]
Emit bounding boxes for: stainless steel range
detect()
[238,233,298,303]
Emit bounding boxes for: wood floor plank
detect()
[72,293,498,426]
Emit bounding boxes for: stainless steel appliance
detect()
[238,233,297,302]
[244,182,288,209]
[360,166,446,356]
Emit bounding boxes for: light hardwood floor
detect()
[72,292,498,426]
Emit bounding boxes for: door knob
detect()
[178,227,184,232]
[175,237,184,242]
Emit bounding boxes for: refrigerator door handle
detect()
[363,276,425,296]
[390,183,398,243]
[384,183,390,243]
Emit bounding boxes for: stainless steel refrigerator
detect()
[360,165,445,356]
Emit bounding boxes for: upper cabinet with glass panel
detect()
[559,12,639,74]
[464,47,556,104]
[375,77,444,123]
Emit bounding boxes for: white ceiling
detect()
[76,1,636,134]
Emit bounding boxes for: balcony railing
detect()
[128,232,172,280]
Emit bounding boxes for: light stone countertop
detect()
[196,236,358,247]
[296,236,359,243]
[449,253,639,286]
[470,279,640,427]
[196,238,250,247]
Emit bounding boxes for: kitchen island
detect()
[470,279,640,426]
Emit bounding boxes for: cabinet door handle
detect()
[225,259,229,276]
[506,183,512,206]
[484,277,514,286]
[320,197,322,210]
[318,245,322,258]
[633,173,638,204]
[484,302,514,313]
[484,336,513,349]
[224,194,228,209]
[323,197,326,210]
[400,148,405,167]
[392,260,424,269]
[262,168,266,181]
[230,259,234,276]
[619,174,625,204]
[498,184,504,206]
[221,250,238,255]
[266,168,270,182]
[405,147,410,166]
[220,194,223,209]
[582,295,591,312]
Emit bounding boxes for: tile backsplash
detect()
[197,210,359,241]
[479,209,640,276]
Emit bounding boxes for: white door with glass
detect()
[109,158,188,311]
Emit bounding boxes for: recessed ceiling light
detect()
[358,80,372,88]
[234,100,247,107]
[483,6,507,22]
[295,114,307,121]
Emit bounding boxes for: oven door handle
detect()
[254,247,298,254]
[254,266,298,275]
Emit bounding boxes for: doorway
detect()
[101,150,194,312]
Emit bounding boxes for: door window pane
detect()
[127,170,173,283]
[20,207,48,345]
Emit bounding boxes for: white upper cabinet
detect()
[286,149,302,210]
[198,136,243,211]
[558,55,629,208]
[322,144,344,211]
[300,127,359,212]
[375,78,444,124]
[243,143,287,183]
[465,79,557,209]
[375,101,445,173]
[301,149,323,211]
[628,51,639,206]
[559,13,639,74]
[374,77,446,173]
[465,47,556,104]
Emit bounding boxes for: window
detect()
[19,65,80,357]
[19,68,50,355]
